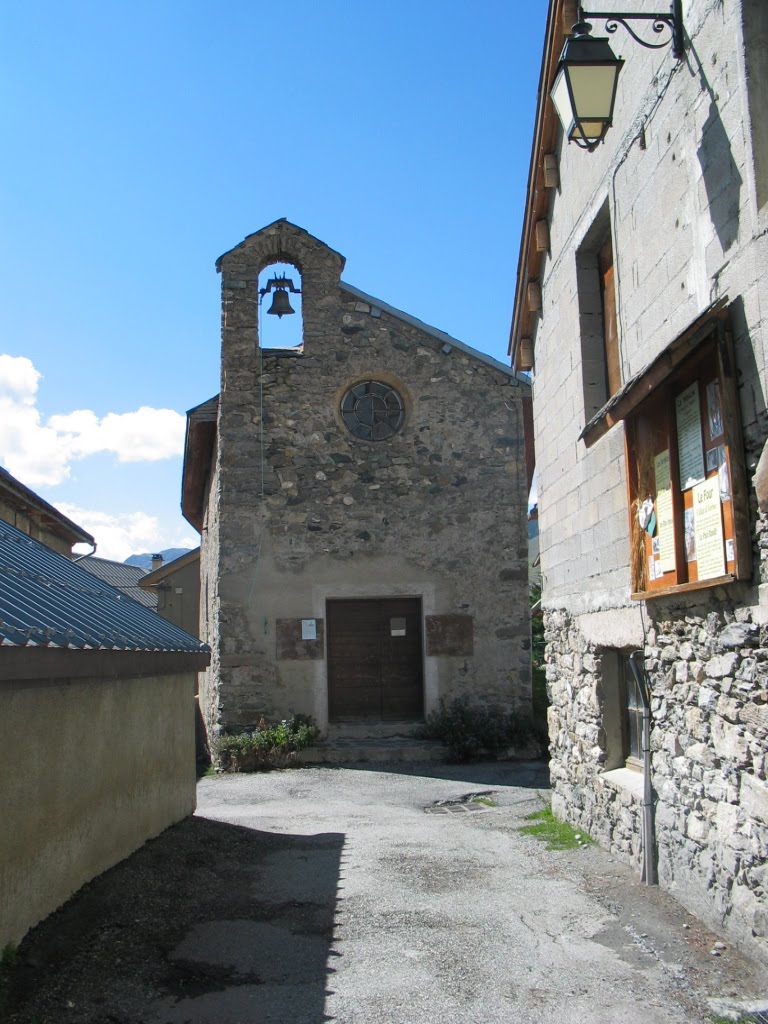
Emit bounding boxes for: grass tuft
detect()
[519,804,592,850]
[710,1016,767,1024]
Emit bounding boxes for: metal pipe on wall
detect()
[630,650,658,886]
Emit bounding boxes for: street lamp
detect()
[550,2,685,153]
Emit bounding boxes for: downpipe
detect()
[629,651,658,886]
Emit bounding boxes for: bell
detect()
[267,288,295,318]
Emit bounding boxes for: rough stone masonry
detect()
[184,219,532,739]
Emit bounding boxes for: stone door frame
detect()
[310,582,438,734]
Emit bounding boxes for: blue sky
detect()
[0,0,546,559]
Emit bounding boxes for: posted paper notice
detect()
[654,449,676,573]
[676,383,705,489]
[692,477,725,580]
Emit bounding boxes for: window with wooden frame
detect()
[618,653,643,766]
[598,235,621,398]
[577,203,621,422]
[601,649,642,770]
[581,300,751,600]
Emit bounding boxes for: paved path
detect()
[188,763,765,1024]
[6,762,767,1023]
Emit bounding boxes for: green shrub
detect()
[215,715,319,772]
[418,696,543,762]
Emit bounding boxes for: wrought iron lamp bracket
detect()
[578,1,684,59]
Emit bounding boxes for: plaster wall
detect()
[534,0,768,617]
[0,671,196,948]
[153,558,201,637]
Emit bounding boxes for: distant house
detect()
[78,554,157,609]
[0,465,93,556]
[138,548,201,635]
[0,507,209,949]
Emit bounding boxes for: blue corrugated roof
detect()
[0,519,208,653]
[78,555,157,609]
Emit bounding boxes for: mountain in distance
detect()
[124,548,193,569]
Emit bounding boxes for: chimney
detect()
[151,553,164,571]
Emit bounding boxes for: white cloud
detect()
[49,407,185,463]
[0,354,186,486]
[64,504,198,562]
[0,353,41,401]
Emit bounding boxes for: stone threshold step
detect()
[325,721,425,741]
[297,739,449,764]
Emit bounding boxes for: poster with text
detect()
[693,477,725,580]
[654,449,676,572]
[676,382,705,489]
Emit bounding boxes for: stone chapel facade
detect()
[183,220,531,738]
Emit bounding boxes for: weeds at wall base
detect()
[417,695,546,762]
[519,805,593,851]
[214,715,319,772]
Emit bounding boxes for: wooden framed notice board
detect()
[624,318,750,600]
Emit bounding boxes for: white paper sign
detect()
[693,478,725,580]
[676,383,705,489]
[301,619,317,641]
[654,450,676,573]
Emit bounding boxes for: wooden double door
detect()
[327,598,424,721]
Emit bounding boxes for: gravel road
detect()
[3,761,766,1024]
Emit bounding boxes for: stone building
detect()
[509,0,767,961]
[182,219,532,741]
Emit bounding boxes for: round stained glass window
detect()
[341,380,405,441]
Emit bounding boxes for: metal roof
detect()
[0,519,208,652]
[77,555,157,609]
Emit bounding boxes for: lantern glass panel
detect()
[550,66,574,135]
[572,119,607,143]
[567,64,619,121]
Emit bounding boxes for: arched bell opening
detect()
[257,261,304,351]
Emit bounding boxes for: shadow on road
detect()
[325,759,551,789]
[4,815,345,1024]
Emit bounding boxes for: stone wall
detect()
[544,610,644,863]
[545,601,768,962]
[648,600,768,954]
[199,456,222,735]
[198,220,531,737]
